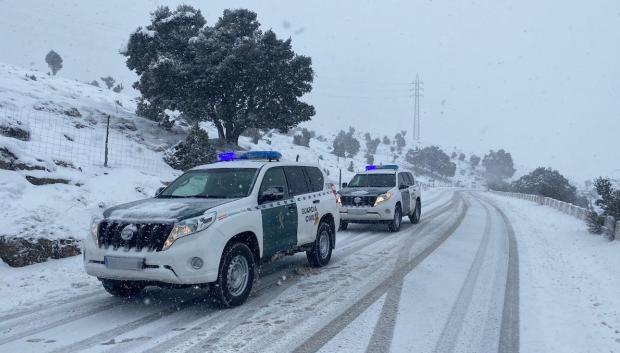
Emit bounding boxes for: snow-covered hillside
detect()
[0,61,484,266]
[0,63,183,245]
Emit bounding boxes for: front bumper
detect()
[339,204,393,222]
[83,229,222,285]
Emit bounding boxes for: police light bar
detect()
[218,151,282,162]
[379,164,399,170]
[365,164,398,171]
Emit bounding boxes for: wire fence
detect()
[1,107,167,172]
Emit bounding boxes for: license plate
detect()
[104,256,145,271]
[349,209,367,215]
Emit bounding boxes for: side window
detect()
[259,167,289,198]
[407,172,415,185]
[303,167,324,192]
[398,172,409,187]
[284,167,310,196]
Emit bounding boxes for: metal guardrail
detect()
[491,191,619,241]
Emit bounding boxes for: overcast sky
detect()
[1,0,619,182]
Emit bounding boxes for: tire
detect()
[210,242,255,308]
[339,221,348,231]
[307,220,333,267]
[100,279,145,298]
[409,199,421,224]
[388,204,402,232]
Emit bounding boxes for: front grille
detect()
[97,221,174,252]
[341,195,377,207]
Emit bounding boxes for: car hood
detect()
[103,197,237,222]
[338,187,393,196]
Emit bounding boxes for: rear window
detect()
[284,166,310,196]
[304,167,324,192]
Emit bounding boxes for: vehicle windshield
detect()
[348,174,395,188]
[158,168,258,199]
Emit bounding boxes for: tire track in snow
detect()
[430,198,493,353]
[364,192,474,353]
[292,192,469,353]
[147,192,460,353]
[477,194,520,353]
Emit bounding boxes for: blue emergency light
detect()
[218,151,282,162]
[365,164,399,171]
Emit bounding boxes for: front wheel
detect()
[388,205,402,232]
[307,220,333,267]
[409,199,421,224]
[210,242,255,308]
[100,279,145,298]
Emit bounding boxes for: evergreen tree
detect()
[482,149,516,182]
[124,6,314,145]
[347,161,354,172]
[112,83,124,93]
[458,153,465,161]
[45,50,63,75]
[101,76,115,89]
[332,127,360,158]
[164,125,216,170]
[406,146,456,178]
[470,154,481,168]
[394,131,406,152]
[511,167,577,203]
[292,128,314,147]
[382,136,390,145]
[592,177,620,219]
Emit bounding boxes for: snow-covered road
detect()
[1,189,619,353]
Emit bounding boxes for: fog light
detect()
[190,257,203,270]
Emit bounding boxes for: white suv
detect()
[337,165,421,232]
[84,151,339,307]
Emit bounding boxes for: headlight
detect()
[90,216,102,247]
[374,192,393,207]
[162,211,217,251]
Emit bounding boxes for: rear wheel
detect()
[307,220,333,267]
[100,279,145,298]
[409,199,421,224]
[339,221,348,231]
[210,242,255,308]
[388,205,402,232]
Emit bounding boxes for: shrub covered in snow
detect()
[164,125,216,170]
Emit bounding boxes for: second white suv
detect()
[337,165,421,232]
[84,151,339,307]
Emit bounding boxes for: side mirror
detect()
[155,186,165,196]
[259,186,285,204]
[399,184,408,190]
[341,182,348,188]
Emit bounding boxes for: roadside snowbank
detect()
[486,193,620,352]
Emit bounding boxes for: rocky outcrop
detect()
[0,236,81,267]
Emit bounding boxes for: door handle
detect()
[313,200,320,204]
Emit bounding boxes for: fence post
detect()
[104,115,110,167]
